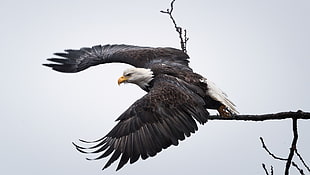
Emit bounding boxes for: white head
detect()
[118,67,154,90]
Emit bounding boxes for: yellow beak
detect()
[118,76,128,85]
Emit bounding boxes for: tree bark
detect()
[208,110,310,121]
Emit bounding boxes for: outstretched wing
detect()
[73,75,209,170]
[43,44,189,73]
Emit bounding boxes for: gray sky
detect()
[1,0,309,174]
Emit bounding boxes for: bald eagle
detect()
[43,44,238,171]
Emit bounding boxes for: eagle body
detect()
[44,44,238,170]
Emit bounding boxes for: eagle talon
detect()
[217,105,232,117]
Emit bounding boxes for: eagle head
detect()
[118,67,154,90]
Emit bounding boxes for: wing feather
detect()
[129,133,140,164]
[72,75,209,170]
[43,44,189,73]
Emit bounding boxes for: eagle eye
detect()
[125,73,132,77]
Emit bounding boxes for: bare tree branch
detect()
[160,0,189,53]
[292,162,305,175]
[255,113,309,175]
[262,164,274,175]
[208,110,310,121]
[262,163,270,175]
[260,137,287,161]
[271,165,274,175]
[284,117,299,175]
[295,149,310,172]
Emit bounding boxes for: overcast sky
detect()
[1,0,309,174]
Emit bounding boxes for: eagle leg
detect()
[217,105,232,117]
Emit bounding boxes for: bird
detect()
[43,44,238,171]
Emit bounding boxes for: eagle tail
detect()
[203,78,239,115]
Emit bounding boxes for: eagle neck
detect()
[135,69,154,92]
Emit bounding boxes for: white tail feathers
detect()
[201,78,239,114]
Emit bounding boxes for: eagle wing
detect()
[43,44,189,72]
[73,75,209,170]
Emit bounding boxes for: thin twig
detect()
[262,164,274,175]
[262,163,270,175]
[285,117,299,175]
[183,29,189,52]
[292,161,305,175]
[258,113,308,175]
[160,0,189,53]
[260,137,287,161]
[295,149,310,172]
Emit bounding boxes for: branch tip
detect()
[295,149,310,172]
[260,137,287,161]
[160,0,188,53]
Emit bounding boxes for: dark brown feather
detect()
[43,44,189,73]
[72,75,209,170]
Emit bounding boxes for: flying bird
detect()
[43,44,238,171]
